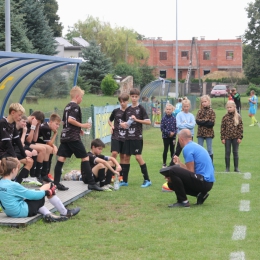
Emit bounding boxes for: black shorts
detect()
[14,146,33,160]
[25,197,45,217]
[57,140,88,158]
[111,139,124,153]
[122,140,143,155]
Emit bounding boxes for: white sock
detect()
[38,206,51,215]
[48,195,67,215]
[183,200,188,203]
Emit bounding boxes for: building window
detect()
[226,51,234,60]
[191,70,195,79]
[160,70,166,78]
[203,70,210,75]
[159,52,167,60]
[203,51,211,60]
[78,52,83,57]
[178,70,182,80]
[181,51,189,60]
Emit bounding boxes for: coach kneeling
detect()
[166,129,215,208]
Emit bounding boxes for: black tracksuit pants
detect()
[167,165,213,202]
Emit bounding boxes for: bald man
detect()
[164,129,215,208]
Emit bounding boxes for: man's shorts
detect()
[111,139,124,154]
[122,140,143,155]
[57,140,88,158]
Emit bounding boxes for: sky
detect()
[56,0,251,41]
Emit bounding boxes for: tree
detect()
[114,63,142,86]
[65,15,149,65]
[114,62,155,88]
[0,0,35,53]
[21,0,57,55]
[139,63,155,88]
[244,0,260,79]
[79,40,113,93]
[244,0,260,51]
[40,0,63,37]
[101,74,118,96]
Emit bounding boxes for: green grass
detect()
[1,104,259,259]
[21,94,119,114]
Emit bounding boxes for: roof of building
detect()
[72,37,90,47]
[55,37,73,47]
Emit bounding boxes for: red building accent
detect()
[141,38,242,80]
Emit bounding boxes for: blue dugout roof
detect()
[0,51,82,117]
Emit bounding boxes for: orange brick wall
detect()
[141,39,242,80]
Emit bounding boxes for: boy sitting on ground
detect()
[88,139,121,191]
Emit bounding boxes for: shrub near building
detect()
[101,74,119,96]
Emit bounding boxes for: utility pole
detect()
[125,34,128,63]
[5,0,11,51]
[175,0,178,98]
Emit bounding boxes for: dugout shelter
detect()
[0,51,82,117]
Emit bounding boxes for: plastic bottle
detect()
[84,117,92,134]
[126,116,134,129]
[114,174,120,191]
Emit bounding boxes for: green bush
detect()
[249,77,260,85]
[101,74,118,96]
[246,83,260,96]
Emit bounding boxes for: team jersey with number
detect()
[109,108,127,141]
[60,102,82,142]
[122,104,150,140]
[38,122,52,144]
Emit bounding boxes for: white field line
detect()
[241,184,249,193]
[230,251,245,260]
[215,172,241,174]
[239,200,250,212]
[232,225,247,240]
[243,172,251,179]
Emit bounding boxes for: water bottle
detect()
[84,117,92,134]
[114,174,120,191]
[126,116,134,129]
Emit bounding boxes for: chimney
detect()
[200,36,205,40]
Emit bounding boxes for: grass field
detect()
[1,98,259,260]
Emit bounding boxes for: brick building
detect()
[141,37,242,80]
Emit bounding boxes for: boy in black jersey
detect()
[231,88,241,114]
[54,86,103,191]
[25,111,54,183]
[108,93,129,182]
[38,113,61,177]
[14,115,41,185]
[88,139,121,191]
[0,103,33,183]
[120,88,152,188]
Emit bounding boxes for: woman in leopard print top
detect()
[196,95,216,161]
[221,101,243,172]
